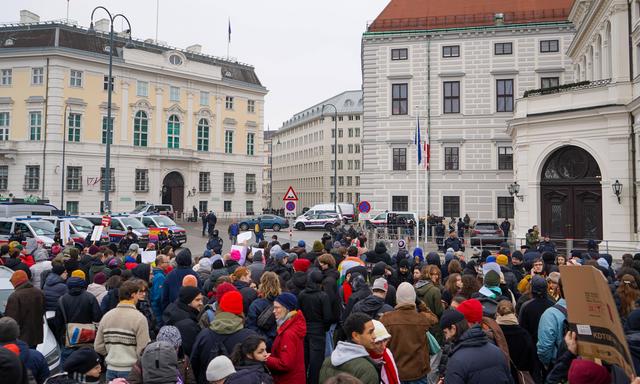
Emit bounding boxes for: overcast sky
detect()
[5,0,390,131]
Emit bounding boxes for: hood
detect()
[210,311,244,334]
[45,272,65,287]
[413,247,424,262]
[355,295,386,313]
[426,252,441,267]
[132,263,151,283]
[452,325,489,352]
[415,279,432,290]
[371,261,387,277]
[331,341,371,366]
[445,251,455,263]
[33,248,49,262]
[66,276,87,292]
[176,248,192,266]
[280,310,307,338]
[374,242,387,254]
[87,283,106,296]
[291,271,308,290]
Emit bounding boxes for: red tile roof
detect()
[368,0,575,32]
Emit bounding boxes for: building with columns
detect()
[0,11,266,217]
[361,0,575,222]
[508,0,640,250]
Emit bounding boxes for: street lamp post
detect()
[61,105,70,210]
[88,6,132,214]
[322,104,338,212]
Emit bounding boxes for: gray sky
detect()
[5,0,390,132]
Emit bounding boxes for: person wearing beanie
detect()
[183,274,199,288]
[365,319,400,384]
[4,270,45,348]
[71,269,86,281]
[191,290,256,384]
[206,355,236,383]
[304,240,325,263]
[265,249,292,283]
[518,276,555,359]
[196,257,213,283]
[43,261,69,312]
[247,249,266,283]
[0,317,49,384]
[363,241,392,266]
[456,298,484,325]
[351,277,394,321]
[87,272,108,304]
[265,292,307,384]
[380,282,438,382]
[162,285,203,358]
[162,247,200,311]
[292,258,311,273]
[63,347,102,382]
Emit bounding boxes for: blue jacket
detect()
[43,273,68,312]
[445,326,512,384]
[246,297,277,348]
[0,340,50,384]
[150,267,166,323]
[162,266,200,311]
[536,298,567,365]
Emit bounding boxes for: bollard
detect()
[565,238,573,254]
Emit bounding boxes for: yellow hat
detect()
[496,254,508,266]
[71,269,86,281]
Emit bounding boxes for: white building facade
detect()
[272,91,363,212]
[361,1,575,222]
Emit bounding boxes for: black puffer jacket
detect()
[52,277,102,341]
[298,270,332,333]
[43,272,68,312]
[321,267,341,323]
[341,273,372,324]
[286,271,307,296]
[364,242,392,265]
[228,360,274,384]
[350,294,393,320]
[232,280,258,316]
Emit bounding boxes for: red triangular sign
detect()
[283,186,298,201]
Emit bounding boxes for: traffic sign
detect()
[285,200,297,217]
[101,215,111,227]
[358,200,371,214]
[283,186,299,201]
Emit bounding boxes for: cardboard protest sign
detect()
[60,221,71,245]
[141,250,157,264]
[231,245,248,265]
[90,226,104,242]
[559,265,636,380]
[237,231,252,244]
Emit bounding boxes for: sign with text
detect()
[141,250,157,264]
[231,245,248,266]
[237,231,252,244]
[285,200,297,218]
[90,226,104,242]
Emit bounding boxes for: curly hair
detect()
[616,274,640,317]
[259,271,281,299]
[231,267,250,282]
[460,274,481,299]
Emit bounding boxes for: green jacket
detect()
[415,280,444,345]
[319,341,379,384]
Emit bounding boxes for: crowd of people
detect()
[2,220,640,384]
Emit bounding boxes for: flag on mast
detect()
[424,119,430,170]
[228,18,232,43]
[415,117,422,166]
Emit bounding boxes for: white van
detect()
[303,204,344,220]
[0,217,56,251]
[0,202,59,217]
[337,203,356,222]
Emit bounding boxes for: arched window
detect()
[604,22,612,79]
[595,35,603,80]
[167,114,180,149]
[197,118,209,151]
[133,111,148,147]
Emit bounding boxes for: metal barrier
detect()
[510,237,640,257]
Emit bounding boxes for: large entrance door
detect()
[162,172,184,216]
[540,146,602,246]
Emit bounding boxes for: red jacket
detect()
[266,311,307,384]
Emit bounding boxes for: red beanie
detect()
[457,299,483,324]
[219,291,244,315]
[215,282,238,303]
[293,258,311,273]
[568,359,610,384]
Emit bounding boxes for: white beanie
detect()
[206,356,236,381]
[396,282,416,305]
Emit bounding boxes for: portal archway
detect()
[162,171,184,216]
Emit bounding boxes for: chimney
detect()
[494,13,505,26]
[186,44,202,54]
[20,10,40,23]
[95,18,110,33]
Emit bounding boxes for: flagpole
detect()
[426,35,432,247]
[227,18,231,60]
[415,113,420,248]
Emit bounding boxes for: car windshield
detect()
[120,217,146,229]
[70,218,94,232]
[154,216,177,227]
[131,204,148,214]
[29,221,56,236]
[476,223,499,230]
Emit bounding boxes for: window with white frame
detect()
[1,69,12,86]
[31,67,44,85]
[70,70,83,87]
[169,86,180,102]
[197,118,209,152]
[137,81,149,97]
[225,130,233,154]
[133,111,148,147]
[100,167,115,192]
[167,115,180,149]
[66,166,82,191]
[225,96,234,110]
[29,111,42,141]
[68,113,81,142]
[541,77,560,89]
[135,169,149,192]
[200,91,209,106]
[101,117,113,144]
[199,172,211,192]
[247,100,255,113]
[246,174,256,193]
[223,173,235,192]
[0,166,7,191]
[246,133,255,155]
[24,165,40,191]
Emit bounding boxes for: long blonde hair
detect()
[259,271,281,299]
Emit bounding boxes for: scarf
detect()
[369,348,400,384]
[277,310,297,328]
[496,313,519,326]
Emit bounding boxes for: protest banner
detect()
[141,250,157,264]
[90,226,104,242]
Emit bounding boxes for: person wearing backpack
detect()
[190,291,257,384]
[253,218,264,243]
[246,272,280,349]
[536,276,567,369]
[0,317,49,384]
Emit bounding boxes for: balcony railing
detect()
[523,79,611,98]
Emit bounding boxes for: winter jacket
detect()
[380,304,438,381]
[536,299,567,365]
[628,331,640,375]
[415,280,443,318]
[265,262,292,285]
[445,326,512,384]
[52,278,102,341]
[319,341,380,384]
[298,276,333,333]
[265,311,307,384]
[163,301,200,356]
[87,283,108,305]
[286,271,308,296]
[499,266,519,298]
[364,243,392,265]
[233,280,258,316]
[162,266,200,311]
[150,267,167,323]
[137,298,158,340]
[443,237,463,252]
[127,354,196,384]
[88,259,109,283]
[227,360,274,384]
[43,273,68,312]
[246,296,278,348]
[30,257,51,288]
[519,295,554,346]
[0,339,49,384]
[4,257,32,280]
[247,262,265,284]
[499,322,536,382]
[322,267,341,323]
[190,312,257,384]
[4,282,45,346]
[350,295,393,320]
[341,275,372,324]
[100,288,119,314]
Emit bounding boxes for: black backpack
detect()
[256,303,275,331]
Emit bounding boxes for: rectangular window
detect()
[67,113,81,142]
[495,42,513,55]
[246,201,254,215]
[103,75,114,91]
[133,112,148,147]
[101,117,114,144]
[70,70,83,87]
[391,48,408,60]
[355,128,360,137]
[443,81,460,113]
[200,91,209,106]
[392,83,408,115]
[540,40,559,53]
[247,133,255,155]
[223,173,235,193]
[338,129,343,138]
[24,165,40,191]
[338,176,344,186]
[355,144,360,153]
[444,147,459,170]
[496,79,514,112]
[224,201,232,212]
[66,201,79,215]
[443,45,460,58]
[29,111,42,141]
[135,169,149,192]
[347,176,352,186]
[541,77,560,89]
[355,176,360,186]
[225,130,233,154]
[199,172,211,193]
[330,176,335,186]
[355,160,360,170]
[169,86,180,102]
[497,196,514,219]
[199,200,208,214]
[31,67,44,85]
[338,145,343,154]
[331,129,336,138]
[498,146,513,170]
[246,174,256,193]
[348,144,353,153]
[225,96,234,110]
[100,167,115,192]
[392,196,409,211]
[247,99,255,113]
[137,81,148,97]
[443,196,460,217]
[197,120,209,151]
[348,128,353,137]
[331,145,335,154]
[0,166,8,191]
[1,69,12,86]
[66,166,82,191]
[393,148,407,170]
[0,112,8,140]
[338,160,343,170]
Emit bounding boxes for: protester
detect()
[162,248,199,310]
[231,267,258,316]
[5,270,45,348]
[0,317,49,384]
[368,320,399,384]
[229,335,273,383]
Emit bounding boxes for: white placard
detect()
[60,221,71,244]
[231,244,248,265]
[90,225,104,242]
[141,250,157,264]
[237,231,252,244]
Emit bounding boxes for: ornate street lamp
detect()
[612,179,623,204]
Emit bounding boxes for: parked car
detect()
[131,203,175,219]
[0,217,56,252]
[38,216,109,246]
[81,215,150,247]
[137,214,187,244]
[294,212,341,231]
[238,215,289,232]
[337,203,356,222]
[303,204,344,219]
[470,221,504,247]
[0,201,60,217]
[366,211,418,229]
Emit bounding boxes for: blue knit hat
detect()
[298,240,305,248]
[275,292,297,311]
[413,247,424,262]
